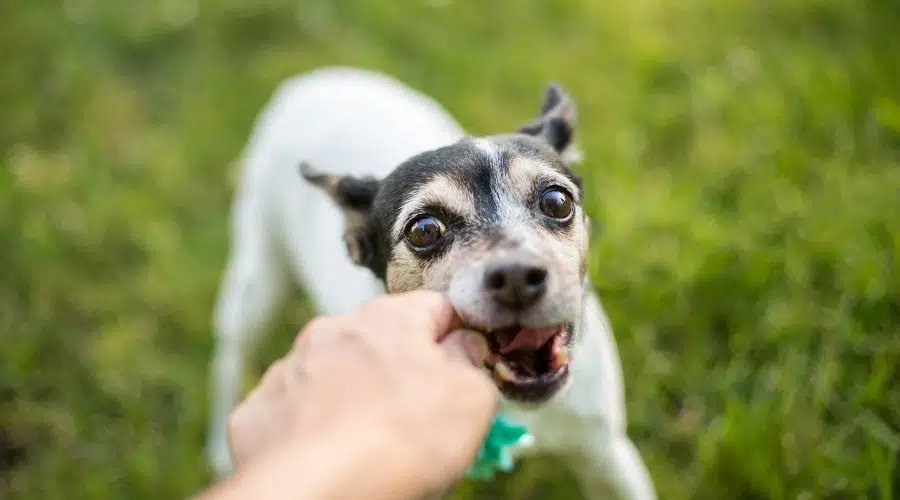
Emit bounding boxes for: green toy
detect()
[466,413,534,480]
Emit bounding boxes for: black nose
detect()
[483,261,548,310]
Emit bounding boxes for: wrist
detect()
[201,418,431,500]
[290,421,408,499]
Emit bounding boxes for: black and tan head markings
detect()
[302,82,589,403]
[302,136,585,282]
[372,137,583,262]
[388,144,577,246]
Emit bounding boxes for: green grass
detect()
[2,0,899,498]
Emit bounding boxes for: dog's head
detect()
[303,84,587,404]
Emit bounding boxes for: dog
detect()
[207,66,656,499]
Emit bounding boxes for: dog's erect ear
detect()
[300,162,380,268]
[517,83,583,165]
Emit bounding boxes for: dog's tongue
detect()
[497,325,562,354]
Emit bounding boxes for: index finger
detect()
[352,290,464,341]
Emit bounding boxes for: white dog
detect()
[207,66,656,499]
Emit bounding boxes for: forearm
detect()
[198,426,428,500]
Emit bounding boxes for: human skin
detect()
[197,291,497,500]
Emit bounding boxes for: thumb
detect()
[440,329,490,366]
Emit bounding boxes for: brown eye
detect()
[406,216,445,249]
[539,189,574,220]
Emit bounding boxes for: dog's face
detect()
[303,84,588,404]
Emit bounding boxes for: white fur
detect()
[208,66,656,499]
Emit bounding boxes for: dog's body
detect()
[208,67,656,499]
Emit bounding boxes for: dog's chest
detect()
[496,294,627,456]
[499,384,609,457]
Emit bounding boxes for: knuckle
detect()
[352,291,456,342]
[226,407,247,436]
[302,315,334,335]
[295,316,345,349]
[359,294,397,313]
[354,300,411,333]
[360,297,405,323]
[259,358,286,387]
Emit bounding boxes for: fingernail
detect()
[463,331,489,363]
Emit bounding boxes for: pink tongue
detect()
[498,325,562,354]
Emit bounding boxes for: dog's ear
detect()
[517,83,583,165]
[300,162,380,268]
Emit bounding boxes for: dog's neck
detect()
[573,278,595,343]
[556,278,628,425]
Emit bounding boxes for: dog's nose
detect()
[483,260,548,310]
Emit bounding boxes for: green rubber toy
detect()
[467,414,534,480]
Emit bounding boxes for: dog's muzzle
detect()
[475,257,573,403]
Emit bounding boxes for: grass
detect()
[1,0,899,498]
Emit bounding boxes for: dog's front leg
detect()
[570,432,657,500]
[207,193,291,477]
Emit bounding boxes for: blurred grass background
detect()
[2,0,899,498]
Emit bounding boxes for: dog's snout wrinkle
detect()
[484,259,548,310]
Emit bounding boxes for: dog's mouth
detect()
[481,323,572,403]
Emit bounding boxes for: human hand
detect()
[225,291,497,499]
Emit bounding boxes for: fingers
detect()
[292,316,343,352]
[352,290,463,341]
[226,358,289,466]
[441,329,497,419]
[440,329,490,366]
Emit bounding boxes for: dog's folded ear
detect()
[300,162,380,268]
[518,83,583,165]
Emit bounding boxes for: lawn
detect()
[1,0,899,498]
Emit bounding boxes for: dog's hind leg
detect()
[571,433,657,500]
[207,188,290,477]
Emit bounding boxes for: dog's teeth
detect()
[550,346,569,370]
[494,362,516,382]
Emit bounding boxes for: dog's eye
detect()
[539,188,574,220]
[406,215,445,249]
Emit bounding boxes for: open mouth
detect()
[482,323,572,402]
